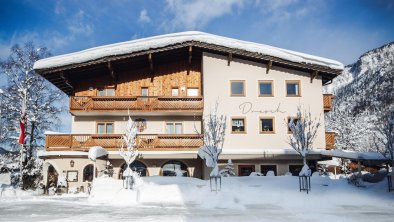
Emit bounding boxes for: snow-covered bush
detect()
[287,107,320,177]
[219,159,235,177]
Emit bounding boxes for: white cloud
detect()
[67,10,94,36]
[161,0,246,31]
[138,9,151,24]
[254,0,323,23]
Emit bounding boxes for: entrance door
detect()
[238,165,255,176]
[47,165,58,188]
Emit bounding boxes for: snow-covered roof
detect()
[33,31,344,71]
[321,150,387,161]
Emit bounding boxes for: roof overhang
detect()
[34,32,344,95]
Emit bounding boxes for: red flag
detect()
[19,92,27,145]
[19,114,26,144]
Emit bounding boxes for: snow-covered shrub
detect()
[249,172,263,176]
[266,171,275,177]
[219,159,235,177]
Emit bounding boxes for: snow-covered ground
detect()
[1,176,394,222]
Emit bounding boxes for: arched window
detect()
[162,160,188,177]
[119,161,148,179]
[83,164,94,182]
[47,165,58,187]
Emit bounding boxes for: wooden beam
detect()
[59,72,74,89]
[266,60,273,74]
[310,70,318,83]
[188,46,193,65]
[107,61,116,81]
[148,53,154,72]
[227,53,232,66]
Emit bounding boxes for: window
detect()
[289,165,304,176]
[97,122,114,134]
[258,81,273,96]
[238,165,255,176]
[261,165,277,176]
[231,118,246,133]
[119,161,147,179]
[287,117,300,133]
[260,117,275,133]
[97,88,115,96]
[286,80,301,96]
[230,80,245,96]
[83,164,94,182]
[66,171,78,182]
[141,87,149,97]
[171,88,179,97]
[187,88,198,96]
[165,122,183,134]
[162,160,188,176]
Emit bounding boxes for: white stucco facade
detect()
[202,52,326,151]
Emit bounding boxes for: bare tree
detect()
[198,103,226,177]
[0,43,65,189]
[287,106,321,176]
[374,111,394,177]
[119,114,140,189]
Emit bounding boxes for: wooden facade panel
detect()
[325,132,336,150]
[323,94,334,112]
[74,59,201,97]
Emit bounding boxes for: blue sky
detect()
[0,0,393,132]
[1,0,394,65]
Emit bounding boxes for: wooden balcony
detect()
[69,96,203,114]
[323,94,334,112]
[325,132,336,150]
[45,134,203,151]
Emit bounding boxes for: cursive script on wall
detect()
[239,102,286,114]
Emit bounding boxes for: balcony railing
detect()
[323,94,334,112]
[325,132,336,150]
[45,134,203,151]
[69,96,203,113]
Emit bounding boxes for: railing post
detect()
[69,134,73,149]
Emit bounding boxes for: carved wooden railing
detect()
[70,96,203,112]
[325,132,336,150]
[46,134,203,151]
[323,94,334,112]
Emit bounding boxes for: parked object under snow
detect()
[88,146,109,161]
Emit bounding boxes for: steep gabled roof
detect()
[34,31,344,71]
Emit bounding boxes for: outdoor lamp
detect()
[70,160,75,168]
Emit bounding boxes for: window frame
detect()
[259,117,275,134]
[171,87,179,97]
[285,80,301,97]
[165,122,184,134]
[258,80,274,97]
[230,80,246,97]
[141,87,149,97]
[97,86,115,96]
[230,117,247,134]
[96,122,115,134]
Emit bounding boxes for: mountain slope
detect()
[324,42,394,151]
